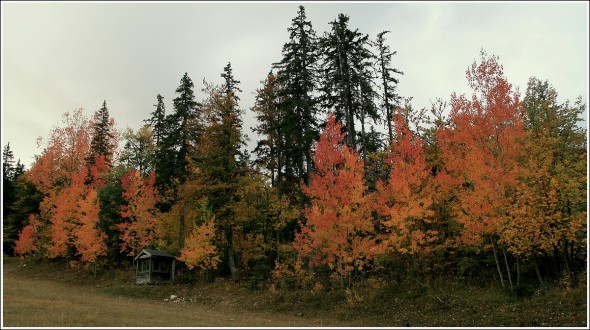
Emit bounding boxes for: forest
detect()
[3,5,587,296]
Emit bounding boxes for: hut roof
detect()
[134,249,175,261]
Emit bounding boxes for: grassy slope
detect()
[2,256,587,327]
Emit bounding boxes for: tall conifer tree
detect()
[87,100,117,169]
[273,5,320,188]
[158,73,201,188]
[320,14,377,151]
[375,30,404,142]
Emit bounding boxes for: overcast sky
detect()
[2,1,588,168]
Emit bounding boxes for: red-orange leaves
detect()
[436,50,526,246]
[14,214,43,257]
[74,188,107,263]
[27,109,92,197]
[375,114,435,254]
[46,170,107,265]
[117,170,162,256]
[47,171,87,258]
[294,114,376,285]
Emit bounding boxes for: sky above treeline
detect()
[2,1,588,168]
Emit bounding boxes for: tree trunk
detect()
[179,210,185,250]
[305,151,312,186]
[563,239,571,274]
[225,226,238,280]
[502,246,513,292]
[516,257,520,287]
[377,36,393,142]
[359,100,368,173]
[534,255,545,287]
[492,239,505,289]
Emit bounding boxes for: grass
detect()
[2,256,588,327]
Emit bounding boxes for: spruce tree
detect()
[88,100,117,167]
[375,30,404,142]
[158,73,201,188]
[273,5,321,188]
[194,72,247,279]
[221,62,242,101]
[146,94,167,148]
[251,71,283,191]
[320,13,378,151]
[3,143,17,218]
[3,143,36,255]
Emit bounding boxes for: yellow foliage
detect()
[177,217,220,271]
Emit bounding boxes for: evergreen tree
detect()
[355,48,380,168]
[158,73,201,188]
[320,13,377,150]
[194,77,247,279]
[273,5,321,188]
[3,176,43,256]
[2,143,33,255]
[375,30,404,142]
[3,142,16,221]
[3,142,15,183]
[251,71,283,190]
[2,143,25,218]
[88,100,117,168]
[146,94,167,148]
[221,62,242,101]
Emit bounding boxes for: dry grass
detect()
[2,274,331,327]
[2,257,347,327]
[2,256,588,327]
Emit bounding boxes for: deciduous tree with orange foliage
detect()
[46,171,88,259]
[374,112,435,256]
[14,214,43,257]
[47,170,107,269]
[15,108,110,270]
[294,113,377,289]
[436,50,526,290]
[117,170,162,257]
[73,188,107,273]
[26,109,93,218]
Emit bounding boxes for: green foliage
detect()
[96,171,126,265]
[157,72,202,188]
[3,143,33,255]
[320,13,377,150]
[87,100,118,168]
[273,5,321,191]
[375,30,404,142]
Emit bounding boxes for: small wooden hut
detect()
[134,249,176,284]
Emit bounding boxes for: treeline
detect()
[3,6,586,294]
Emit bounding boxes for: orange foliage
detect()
[117,170,162,256]
[374,113,435,254]
[294,114,376,281]
[27,109,92,220]
[73,188,107,263]
[436,50,526,246]
[27,109,91,192]
[14,214,43,257]
[46,169,107,264]
[47,171,87,258]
